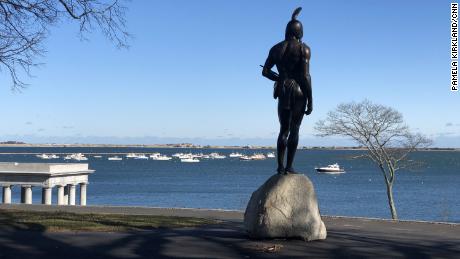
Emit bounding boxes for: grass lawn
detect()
[0,209,217,232]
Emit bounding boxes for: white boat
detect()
[229,152,243,158]
[93,155,103,158]
[315,163,345,174]
[181,157,200,163]
[266,152,275,158]
[193,153,204,158]
[49,154,60,159]
[77,153,88,161]
[178,153,194,159]
[155,155,172,161]
[239,155,252,161]
[209,152,226,159]
[134,154,149,160]
[126,153,138,158]
[108,156,123,161]
[150,153,172,161]
[250,153,266,160]
[172,153,184,158]
[36,154,51,159]
[65,153,88,161]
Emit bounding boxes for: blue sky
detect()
[0,0,458,147]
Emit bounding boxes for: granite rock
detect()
[244,173,327,241]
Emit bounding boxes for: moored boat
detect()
[150,153,172,161]
[64,153,88,161]
[229,152,243,158]
[134,154,149,160]
[315,163,345,174]
[181,157,200,163]
[250,153,266,160]
[239,155,252,161]
[126,153,138,158]
[36,154,51,159]
[209,153,226,159]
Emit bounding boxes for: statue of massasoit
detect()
[262,7,313,175]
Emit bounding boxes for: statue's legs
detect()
[285,106,304,174]
[284,84,306,174]
[277,106,291,174]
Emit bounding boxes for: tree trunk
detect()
[386,183,398,220]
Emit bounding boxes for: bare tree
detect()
[0,0,130,90]
[315,100,431,219]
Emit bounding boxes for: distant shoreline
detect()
[0,143,458,151]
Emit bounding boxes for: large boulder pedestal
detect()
[244,173,327,241]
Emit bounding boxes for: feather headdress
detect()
[291,7,302,20]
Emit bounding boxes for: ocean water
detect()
[0,147,459,223]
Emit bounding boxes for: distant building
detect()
[0,141,26,144]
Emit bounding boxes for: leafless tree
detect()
[0,0,130,90]
[315,100,432,219]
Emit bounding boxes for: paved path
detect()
[0,204,459,258]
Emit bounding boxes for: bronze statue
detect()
[262,7,313,175]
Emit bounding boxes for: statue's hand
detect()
[305,107,313,116]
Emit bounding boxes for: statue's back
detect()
[271,39,308,83]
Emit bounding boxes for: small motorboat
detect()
[126,153,138,158]
[150,153,172,161]
[250,153,266,160]
[172,153,184,157]
[65,153,88,161]
[178,153,194,159]
[36,154,51,159]
[134,154,149,160]
[209,153,226,159]
[239,155,252,161]
[229,152,243,158]
[181,157,200,163]
[266,152,275,158]
[108,156,123,161]
[315,163,345,174]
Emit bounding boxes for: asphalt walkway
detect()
[0,204,459,258]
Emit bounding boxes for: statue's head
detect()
[285,7,303,40]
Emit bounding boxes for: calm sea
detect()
[0,147,459,223]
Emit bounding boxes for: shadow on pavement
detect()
[0,213,459,258]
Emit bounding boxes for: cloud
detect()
[446,122,454,127]
[62,126,74,129]
[25,121,32,125]
[37,128,45,132]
